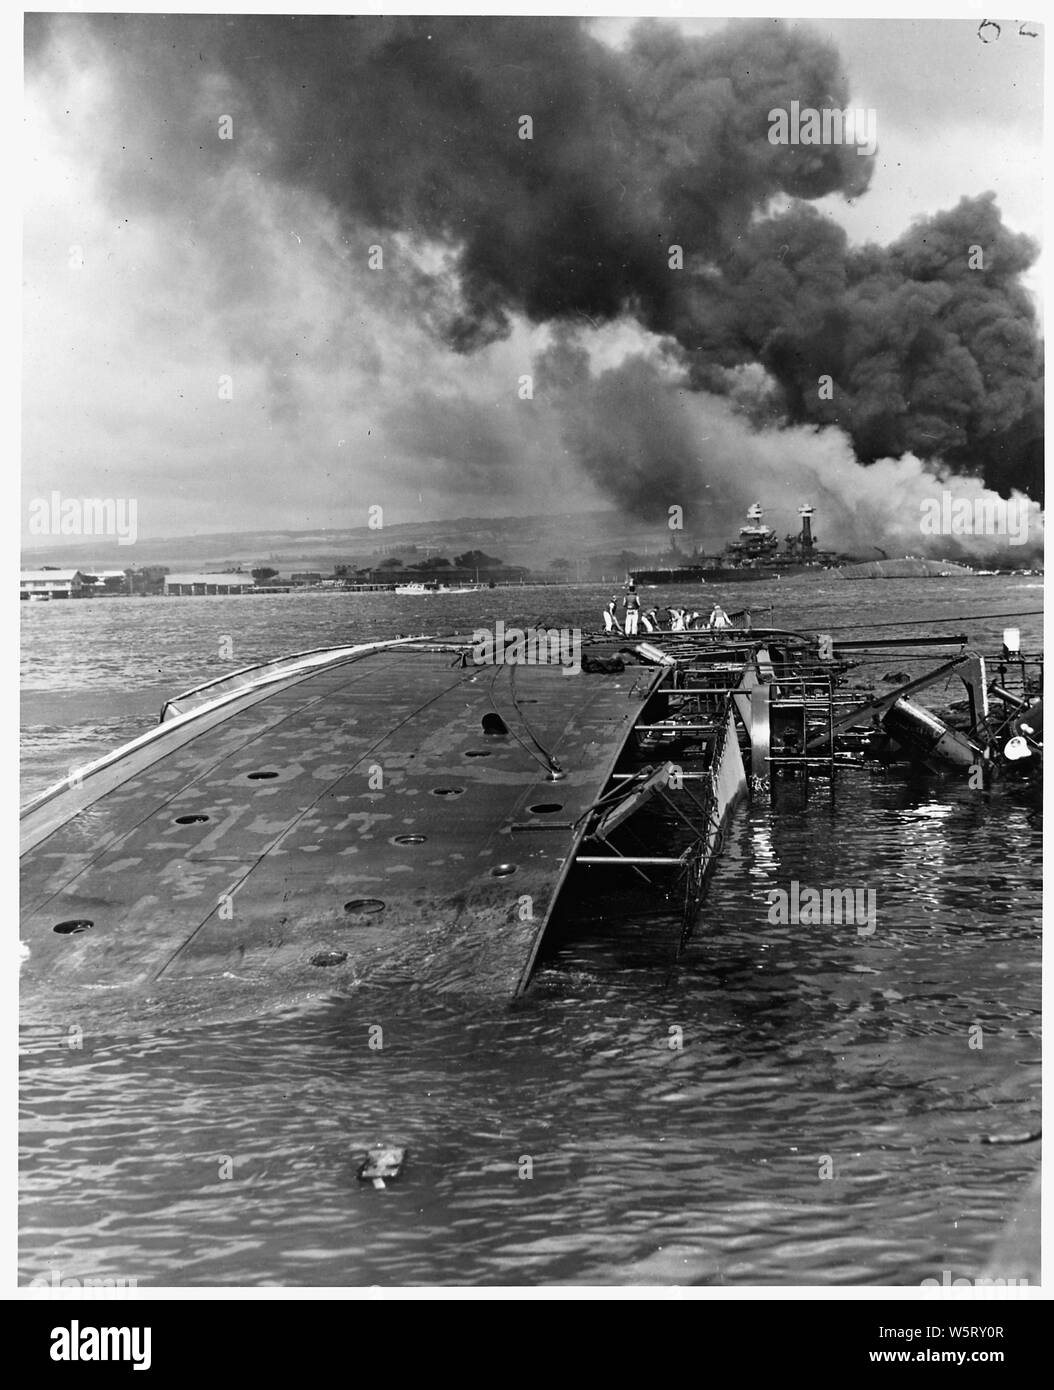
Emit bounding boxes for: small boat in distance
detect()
[394,580,487,595]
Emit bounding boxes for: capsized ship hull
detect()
[20,637,666,1023]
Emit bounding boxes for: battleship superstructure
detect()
[630,503,847,584]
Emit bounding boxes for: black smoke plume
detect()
[26,14,1043,509]
[679,193,1043,502]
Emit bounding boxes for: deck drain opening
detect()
[490,864,518,878]
[432,786,464,797]
[393,834,427,845]
[528,803,563,814]
[311,950,347,968]
[53,920,93,935]
[247,770,279,780]
[174,813,210,825]
[344,898,386,916]
[464,750,492,758]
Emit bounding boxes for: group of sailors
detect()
[602,583,732,635]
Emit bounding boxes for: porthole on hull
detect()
[344,898,386,917]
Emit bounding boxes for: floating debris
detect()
[979,1129,1041,1146]
[357,1146,407,1189]
[310,951,348,968]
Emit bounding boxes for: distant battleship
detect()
[630,504,851,584]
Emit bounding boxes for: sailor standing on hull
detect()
[708,601,731,630]
[623,585,641,636]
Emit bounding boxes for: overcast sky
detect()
[22,11,1043,545]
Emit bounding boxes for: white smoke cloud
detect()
[536,344,1043,560]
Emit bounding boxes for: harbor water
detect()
[19,577,1042,1285]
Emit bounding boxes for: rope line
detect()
[508,660,564,775]
[806,609,1043,632]
[485,663,553,778]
